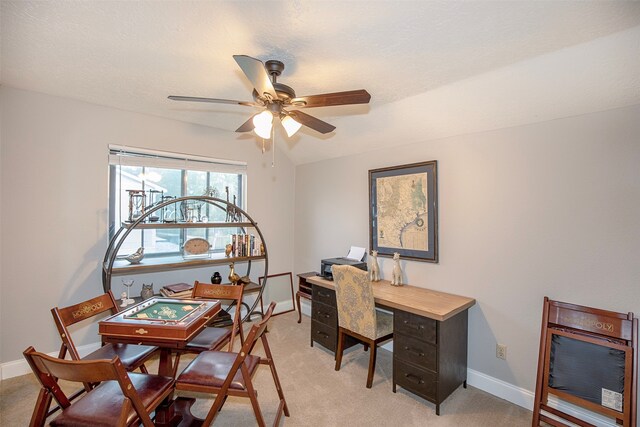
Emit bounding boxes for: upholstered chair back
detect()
[332,265,377,340]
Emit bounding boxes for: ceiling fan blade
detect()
[168,95,258,107]
[235,114,257,133]
[291,89,371,108]
[288,110,336,134]
[233,55,277,100]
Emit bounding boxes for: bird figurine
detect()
[125,247,145,264]
[228,263,241,285]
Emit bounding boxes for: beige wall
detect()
[0,87,295,363]
[294,103,640,393]
[2,82,640,407]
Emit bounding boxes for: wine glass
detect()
[122,279,134,302]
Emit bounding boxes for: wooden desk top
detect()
[306,276,475,322]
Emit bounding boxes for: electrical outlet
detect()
[496,344,507,360]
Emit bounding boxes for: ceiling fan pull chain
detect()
[272,127,276,168]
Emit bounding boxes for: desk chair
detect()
[51,291,158,377]
[23,346,174,427]
[332,264,394,388]
[175,301,289,426]
[171,281,245,377]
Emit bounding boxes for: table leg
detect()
[296,291,302,323]
[158,348,174,378]
[172,397,203,426]
[153,399,180,427]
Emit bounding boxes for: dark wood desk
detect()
[306,276,475,415]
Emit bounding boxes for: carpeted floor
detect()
[0,311,532,426]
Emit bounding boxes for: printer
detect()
[320,254,367,280]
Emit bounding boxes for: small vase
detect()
[211,272,222,284]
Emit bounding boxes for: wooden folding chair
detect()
[23,346,174,427]
[175,301,289,426]
[532,297,638,426]
[51,291,158,375]
[171,281,245,377]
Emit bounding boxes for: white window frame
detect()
[108,145,247,257]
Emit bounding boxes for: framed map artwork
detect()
[369,161,438,262]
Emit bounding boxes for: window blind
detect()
[108,145,247,174]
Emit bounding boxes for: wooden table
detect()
[306,275,475,415]
[99,297,221,377]
[99,297,221,425]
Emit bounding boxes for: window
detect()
[108,146,247,258]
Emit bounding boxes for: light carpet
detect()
[0,311,532,426]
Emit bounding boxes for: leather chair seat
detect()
[82,343,158,370]
[184,327,232,352]
[51,372,173,427]
[177,351,260,391]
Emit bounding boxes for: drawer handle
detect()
[404,373,424,385]
[316,331,330,338]
[403,320,425,330]
[404,346,425,357]
[316,311,331,319]
[317,291,331,298]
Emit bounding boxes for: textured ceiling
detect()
[3,1,640,164]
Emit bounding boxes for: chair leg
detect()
[366,341,377,389]
[237,320,246,348]
[242,364,266,427]
[203,390,227,426]
[261,335,290,417]
[335,329,346,370]
[139,363,149,374]
[29,388,52,427]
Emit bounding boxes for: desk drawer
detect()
[313,286,336,306]
[394,310,437,344]
[395,333,437,372]
[312,301,336,328]
[311,320,336,351]
[394,359,437,401]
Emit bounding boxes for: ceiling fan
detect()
[168,55,371,139]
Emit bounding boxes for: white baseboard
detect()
[468,369,618,427]
[467,369,533,409]
[1,343,101,380]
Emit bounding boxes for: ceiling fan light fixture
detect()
[169,55,371,141]
[253,110,273,139]
[281,115,302,137]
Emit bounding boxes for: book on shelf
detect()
[230,233,261,257]
[160,282,193,298]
